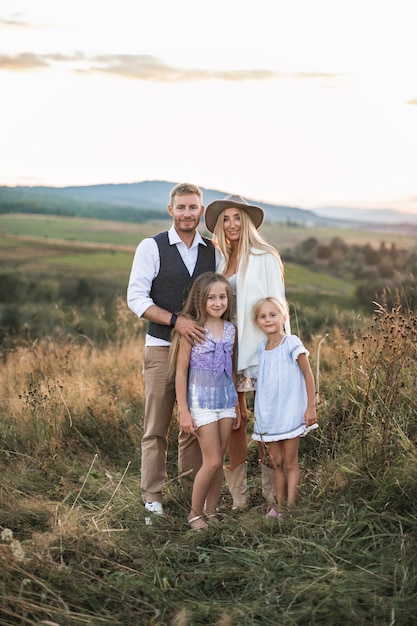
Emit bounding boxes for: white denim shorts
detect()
[189,386,236,428]
[191,406,236,429]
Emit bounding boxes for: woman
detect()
[205,194,290,510]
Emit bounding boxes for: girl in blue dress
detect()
[171,272,239,530]
[252,297,318,518]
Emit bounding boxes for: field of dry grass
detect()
[0,300,416,625]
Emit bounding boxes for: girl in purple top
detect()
[171,272,239,530]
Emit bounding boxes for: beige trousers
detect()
[140,346,202,503]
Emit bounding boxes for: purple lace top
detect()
[188,320,238,410]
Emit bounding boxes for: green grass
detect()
[0,238,17,248]
[0,424,416,626]
[285,263,355,295]
[0,235,133,283]
[0,223,362,342]
[1,435,416,625]
[39,251,134,272]
[0,234,358,300]
[0,214,167,246]
[2,213,417,251]
[264,221,417,251]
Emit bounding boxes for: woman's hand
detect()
[232,405,241,430]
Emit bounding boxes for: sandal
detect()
[188,515,209,530]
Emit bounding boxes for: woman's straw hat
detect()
[204,194,264,233]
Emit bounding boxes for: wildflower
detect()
[10,539,25,561]
[1,528,14,542]
[1,528,25,561]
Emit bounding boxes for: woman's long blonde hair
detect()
[212,208,284,278]
[168,272,233,378]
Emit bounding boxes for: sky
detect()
[1,0,417,214]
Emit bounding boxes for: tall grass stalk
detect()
[344,304,416,467]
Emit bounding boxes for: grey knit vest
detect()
[148,231,216,342]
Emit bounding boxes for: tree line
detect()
[0,187,159,223]
[283,236,417,310]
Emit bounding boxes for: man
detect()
[127,182,217,522]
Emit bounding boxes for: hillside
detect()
[1,181,416,233]
[0,181,327,226]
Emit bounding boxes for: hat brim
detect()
[204,199,264,233]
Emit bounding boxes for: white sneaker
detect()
[145,501,163,514]
[144,501,163,525]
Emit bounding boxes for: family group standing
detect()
[127,183,318,527]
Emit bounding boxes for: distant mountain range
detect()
[1,181,417,232]
[313,206,417,226]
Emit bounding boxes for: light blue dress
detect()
[252,334,318,442]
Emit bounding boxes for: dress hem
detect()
[252,423,318,442]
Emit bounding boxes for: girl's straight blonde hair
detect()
[252,296,290,324]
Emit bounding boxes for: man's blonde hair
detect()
[170,183,203,205]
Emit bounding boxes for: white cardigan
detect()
[235,250,289,372]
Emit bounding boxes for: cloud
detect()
[0,17,27,26]
[0,52,49,70]
[0,51,341,83]
[84,56,340,83]
[81,54,278,82]
[0,51,86,71]
[0,16,44,28]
